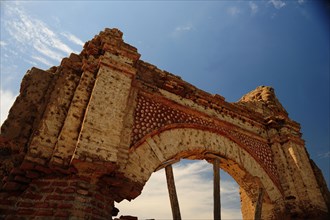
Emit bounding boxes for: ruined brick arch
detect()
[123,128,283,219]
[0,28,329,219]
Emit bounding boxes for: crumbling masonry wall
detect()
[0,28,329,219]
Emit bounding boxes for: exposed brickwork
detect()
[0,28,328,219]
[131,94,280,189]
[0,175,115,219]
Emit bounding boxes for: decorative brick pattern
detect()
[0,28,328,219]
[131,94,280,187]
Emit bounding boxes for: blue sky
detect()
[1,0,329,219]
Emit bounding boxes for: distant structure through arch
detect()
[0,28,329,219]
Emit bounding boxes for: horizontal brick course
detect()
[0,175,115,219]
[45,195,66,200]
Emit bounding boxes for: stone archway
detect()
[0,28,329,219]
[123,128,283,219]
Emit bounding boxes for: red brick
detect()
[1,176,9,182]
[40,187,54,193]
[34,202,50,208]
[19,184,29,191]
[97,202,105,209]
[24,193,43,200]
[57,203,73,209]
[45,195,65,200]
[75,195,89,203]
[66,196,75,201]
[55,188,63,194]
[92,208,105,217]
[71,210,85,218]
[55,210,70,217]
[72,175,91,183]
[35,209,54,216]
[32,180,51,187]
[25,170,40,179]
[20,161,35,170]
[17,208,35,215]
[2,191,21,197]
[77,181,89,189]
[17,202,34,207]
[84,206,93,212]
[49,202,58,208]
[52,181,68,187]
[77,189,89,195]
[94,193,105,202]
[10,168,24,175]
[0,199,15,206]
[91,200,97,206]
[81,176,91,182]
[63,187,76,193]
[0,208,16,215]
[2,181,22,191]
[14,175,31,183]
[34,165,52,174]
[69,181,78,186]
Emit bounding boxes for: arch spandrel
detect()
[127,92,281,190]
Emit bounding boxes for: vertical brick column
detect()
[0,174,115,219]
[269,121,328,218]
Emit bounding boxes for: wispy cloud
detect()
[175,25,193,32]
[269,0,286,9]
[31,55,54,67]
[171,24,195,38]
[3,2,78,65]
[318,151,330,159]
[249,1,259,15]
[298,0,305,4]
[116,160,242,219]
[227,6,241,16]
[32,41,64,62]
[0,89,17,126]
[0,41,8,47]
[61,32,84,46]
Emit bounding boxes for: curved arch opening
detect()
[116,159,242,219]
[120,128,283,219]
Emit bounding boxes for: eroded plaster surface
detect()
[0,28,329,219]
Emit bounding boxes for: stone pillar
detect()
[0,28,141,219]
[268,119,328,218]
[240,187,255,220]
[213,158,221,220]
[165,165,181,220]
[72,28,140,168]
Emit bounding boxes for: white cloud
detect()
[175,24,193,32]
[32,41,64,61]
[31,55,54,67]
[0,41,8,47]
[0,90,17,126]
[61,32,84,46]
[116,160,242,219]
[3,3,78,62]
[171,23,195,38]
[318,151,330,159]
[298,0,305,4]
[249,1,259,15]
[227,6,241,16]
[268,0,286,9]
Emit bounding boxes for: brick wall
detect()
[0,174,115,219]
